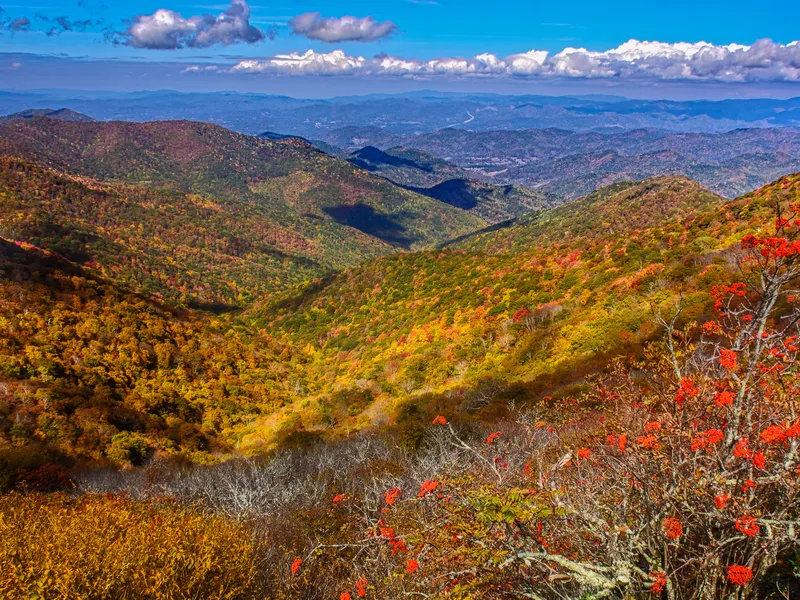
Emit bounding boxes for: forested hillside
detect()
[0,233,306,471]
[0,121,798,599]
[205,174,795,449]
[0,157,324,304]
[4,161,797,462]
[0,108,94,123]
[0,119,484,303]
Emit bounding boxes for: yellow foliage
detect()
[0,493,258,600]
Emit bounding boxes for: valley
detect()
[0,113,792,459]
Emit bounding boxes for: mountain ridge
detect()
[0,118,486,303]
[0,108,95,123]
[346,145,554,223]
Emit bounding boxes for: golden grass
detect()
[0,493,259,600]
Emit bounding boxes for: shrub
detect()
[107,431,152,466]
[0,493,258,599]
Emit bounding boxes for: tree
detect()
[487,209,800,598]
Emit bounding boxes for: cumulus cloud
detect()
[227,39,800,82]
[116,0,267,49]
[235,50,367,75]
[289,12,397,43]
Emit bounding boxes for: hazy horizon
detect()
[3,82,800,103]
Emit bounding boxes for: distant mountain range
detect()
[4,90,800,203]
[334,126,800,200]
[3,89,800,136]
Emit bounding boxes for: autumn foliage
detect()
[0,493,258,599]
[2,126,800,599]
[259,206,800,598]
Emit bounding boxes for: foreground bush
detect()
[0,493,258,600]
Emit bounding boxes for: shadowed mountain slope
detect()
[346,146,462,187]
[408,178,553,224]
[0,118,485,303]
[239,174,778,446]
[347,146,553,223]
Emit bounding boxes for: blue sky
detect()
[1,0,799,97]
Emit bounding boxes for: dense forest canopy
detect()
[0,118,796,464]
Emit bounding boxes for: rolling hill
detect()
[0,108,95,123]
[258,130,344,157]
[0,156,326,306]
[0,118,485,303]
[239,173,795,446]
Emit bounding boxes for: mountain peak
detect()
[573,175,722,224]
[0,108,95,123]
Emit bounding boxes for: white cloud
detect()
[181,64,220,73]
[234,50,368,75]
[226,39,800,82]
[289,12,397,43]
[118,0,266,49]
[505,50,549,75]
